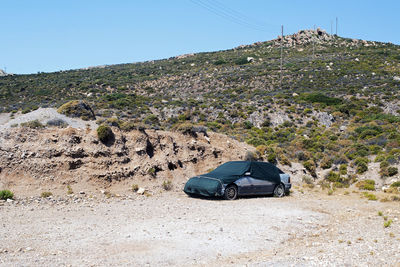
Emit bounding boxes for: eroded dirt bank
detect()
[0,127,253,197]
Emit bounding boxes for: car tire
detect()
[273,184,285,198]
[224,184,238,200]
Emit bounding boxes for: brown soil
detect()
[0,127,253,197]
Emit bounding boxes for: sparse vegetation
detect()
[356,180,375,191]
[363,192,377,201]
[0,190,14,200]
[67,185,73,195]
[41,191,53,198]
[20,120,44,129]
[384,219,393,228]
[162,180,173,191]
[132,184,139,192]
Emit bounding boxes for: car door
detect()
[248,177,275,194]
[235,177,254,195]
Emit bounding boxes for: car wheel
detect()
[273,184,285,198]
[224,184,238,200]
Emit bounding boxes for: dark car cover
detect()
[183,161,281,197]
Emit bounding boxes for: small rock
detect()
[137,188,146,195]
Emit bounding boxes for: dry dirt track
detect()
[0,191,399,266]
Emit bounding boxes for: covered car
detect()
[183,161,291,200]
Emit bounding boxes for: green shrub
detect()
[387,167,398,177]
[244,151,258,161]
[303,160,317,177]
[356,179,375,191]
[57,100,96,120]
[380,161,389,168]
[41,191,53,198]
[302,175,314,185]
[132,184,139,192]
[363,192,377,201]
[278,154,291,166]
[0,190,14,200]
[235,57,250,65]
[97,125,114,143]
[320,156,333,169]
[143,114,159,125]
[67,185,73,195]
[267,153,277,165]
[375,154,386,162]
[339,164,348,175]
[384,219,393,228]
[243,121,253,129]
[326,171,341,182]
[47,118,68,128]
[390,181,400,187]
[20,120,44,129]
[120,121,136,131]
[354,157,369,174]
[162,180,173,191]
[300,93,342,106]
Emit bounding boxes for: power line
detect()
[202,0,274,30]
[189,0,271,32]
[190,0,267,31]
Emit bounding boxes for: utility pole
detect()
[312,25,316,60]
[336,17,338,36]
[280,25,283,90]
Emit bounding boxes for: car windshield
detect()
[277,168,284,174]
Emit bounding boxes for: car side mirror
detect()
[245,172,251,176]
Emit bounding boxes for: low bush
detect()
[339,164,348,175]
[387,167,398,177]
[132,184,139,192]
[67,185,73,195]
[303,160,317,177]
[390,181,400,187]
[97,125,114,143]
[41,191,53,198]
[356,179,375,191]
[120,121,136,131]
[363,192,377,201]
[320,156,333,169]
[263,151,276,164]
[162,180,173,191]
[278,154,291,166]
[0,190,14,200]
[57,100,96,120]
[384,219,393,228]
[47,118,68,128]
[20,120,44,129]
[302,175,314,185]
[244,151,258,161]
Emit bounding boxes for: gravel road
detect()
[0,191,399,266]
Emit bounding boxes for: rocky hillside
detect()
[1,29,400,195]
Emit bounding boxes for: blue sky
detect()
[1,0,399,74]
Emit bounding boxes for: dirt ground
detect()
[1,190,399,266]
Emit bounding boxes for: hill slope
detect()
[1,29,400,192]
